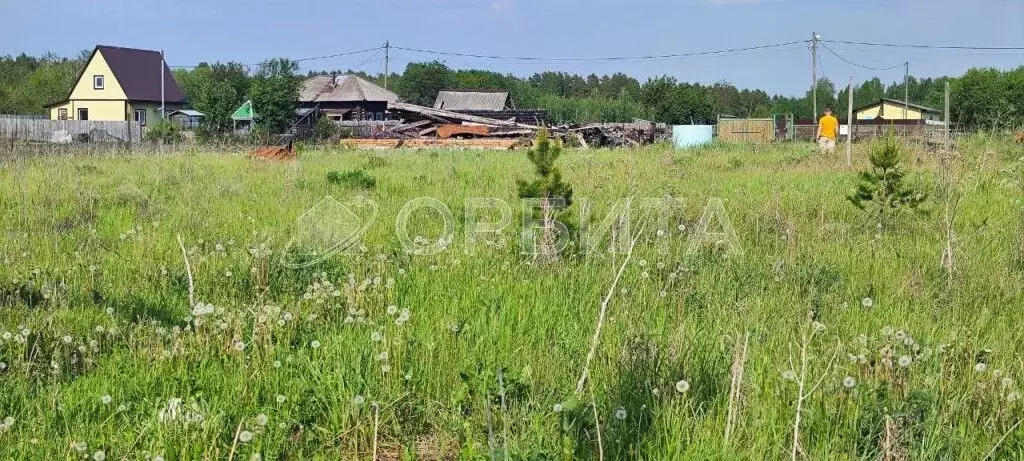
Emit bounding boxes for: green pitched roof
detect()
[231,100,256,121]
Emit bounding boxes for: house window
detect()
[57,108,67,120]
[134,109,147,126]
[93,75,104,90]
[77,108,89,121]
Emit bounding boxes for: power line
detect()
[168,46,384,69]
[823,39,1024,51]
[820,42,904,71]
[390,40,809,62]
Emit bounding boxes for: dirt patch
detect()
[249,146,295,160]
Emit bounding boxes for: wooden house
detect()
[298,74,398,121]
[45,45,185,125]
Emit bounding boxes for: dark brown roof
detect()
[48,46,187,106]
[97,45,186,103]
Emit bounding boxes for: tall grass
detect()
[0,137,1022,459]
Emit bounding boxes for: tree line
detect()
[2,52,1022,132]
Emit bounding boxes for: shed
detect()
[433,90,511,111]
[167,109,204,129]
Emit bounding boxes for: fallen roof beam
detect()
[389,101,548,131]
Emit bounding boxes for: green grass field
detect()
[2,137,1024,460]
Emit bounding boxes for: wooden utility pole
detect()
[903,61,909,120]
[811,32,819,124]
[384,41,391,91]
[846,76,853,167]
[944,81,951,151]
[160,50,166,120]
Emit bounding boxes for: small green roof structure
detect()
[231,100,256,121]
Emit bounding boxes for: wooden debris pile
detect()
[340,101,670,149]
[562,121,671,148]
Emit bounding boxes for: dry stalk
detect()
[177,234,195,307]
[789,325,839,461]
[575,221,645,394]
[226,422,242,461]
[589,383,604,461]
[497,368,510,460]
[372,403,380,461]
[982,418,1023,461]
[725,331,751,442]
[880,414,906,461]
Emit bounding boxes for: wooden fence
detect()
[0,119,145,144]
[717,118,775,143]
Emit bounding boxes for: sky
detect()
[1,0,1022,96]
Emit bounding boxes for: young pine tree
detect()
[518,129,574,260]
[847,130,927,232]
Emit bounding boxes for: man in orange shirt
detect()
[816,108,839,154]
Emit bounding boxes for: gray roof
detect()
[433,90,509,111]
[300,74,398,103]
[168,109,204,117]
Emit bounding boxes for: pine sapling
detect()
[518,129,574,260]
[847,130,927,232]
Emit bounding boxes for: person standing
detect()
[816,108,839,154]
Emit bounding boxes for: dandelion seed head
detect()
[272,360,282,368]
[101,395,112,405]
[976,362,989,373]
[553,403,563,413]
[233,341,246,351]
[239,430,254,443]
[675,380,690,393]
[1008,392,1021,402]
[861,297,874,308]
[1002,377,1014,388]
[386,305,398,315]
[898,355,912,368]
[614,408,627,420]
[353,395,365,405]
[782,370,797,381]
[310,340,321,349]
[255,413,268,426]
[843,376,857,389]
[276,395,287,404]
[92,450,106,461]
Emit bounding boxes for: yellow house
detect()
[854,98,942,122]
[45,45,186,125]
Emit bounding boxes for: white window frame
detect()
[77,108,89,121]
[134,109,147,126]
[93,75,104,90]
[57,108,68,120]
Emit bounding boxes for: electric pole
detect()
[811,32,819,124]
[846,76,853,167]
[903,61,909,120]
[160,50,165,120]
[384,41,390,91]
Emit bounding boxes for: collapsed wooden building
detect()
[293,75,667,149]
